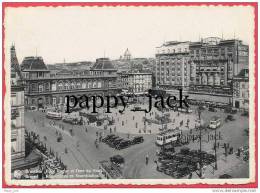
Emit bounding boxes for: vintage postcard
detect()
[2,2,258,188]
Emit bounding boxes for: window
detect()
[31,83,37,92]
[45,83,50,91]
[39,84,44,92]
[38,72,43,77]
[64,82,69,90]
[58,82,63,90]
[76,82,81,89]
[59,97,63,104]
[71,82,75,89]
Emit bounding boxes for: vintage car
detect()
[116,140,131,150]
[109,138,124,148]
[176,164,190,178]
[224,107,237,114]
[131,136,144,145]
[62,116,80,125]
[106,136,120,145]
[225,115,235,122]
[110,155,125,165]
[102,134,116,143]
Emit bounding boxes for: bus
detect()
[46,111,62,120]
[156,129,181,146]
[208,116,221,129]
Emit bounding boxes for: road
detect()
[25,106,250,179]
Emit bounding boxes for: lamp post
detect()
[214,127,218,170]
[198,107,202,178]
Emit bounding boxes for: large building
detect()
[10,45,26,166]
[155,37,249,99]
[21,57,119,109]
[155,41,191,92]
[118,72,152,94]
[232,69,249,110]
[189,37,249,95]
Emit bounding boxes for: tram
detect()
[156,128,181,146]
[46,111,62,120]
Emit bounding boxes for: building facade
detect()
[10,45,25,166]
[232,69,249,110]
[118,72,152,94]
[155,37,249,100]
[21,57,119,109]
[189,37,249,95]
[155,41,191,91]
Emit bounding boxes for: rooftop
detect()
[21,56,48,71]
[91,58,116,71]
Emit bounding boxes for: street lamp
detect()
[214,128,218,170]
[197,107,203,178]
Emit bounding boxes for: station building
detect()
[21,56,119,109]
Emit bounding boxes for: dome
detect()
[21,56,48,71]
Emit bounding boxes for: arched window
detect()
[82,81,87,89]
[76,81,81,89]
[97,81,102,88]
[58,82,63,90]
[93,81,97,88]
[64,82,69,90]
[39,84,44,92]
[71,82,75,89]
[88,82,92,88]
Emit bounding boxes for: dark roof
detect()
[234,69,249,80]
[91,58,116,70]
[21,56,48,71]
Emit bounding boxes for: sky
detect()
[4,6,254,64]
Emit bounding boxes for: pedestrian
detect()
[145,154,149,165]
[217,142,220,149]
[85,127,88,132]
[230,147,233,154]
[237,148,241,157]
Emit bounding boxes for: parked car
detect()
[62,117,80,125]
[224,107,237,114]
[102,134,115,143]
[225,115,235,122]
[106,136,120,145]
[116,140,131,150]
[131,136,144,145]
[109,138,124,148]
[110,155,125,165]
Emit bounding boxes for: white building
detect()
[155,41,191,91]
[119,72,152,95]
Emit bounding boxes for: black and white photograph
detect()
[3,2,257,187]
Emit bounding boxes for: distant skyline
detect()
[5,6,254,64]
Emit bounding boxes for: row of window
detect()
[157,47,188,54]
[29,80,116,92]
